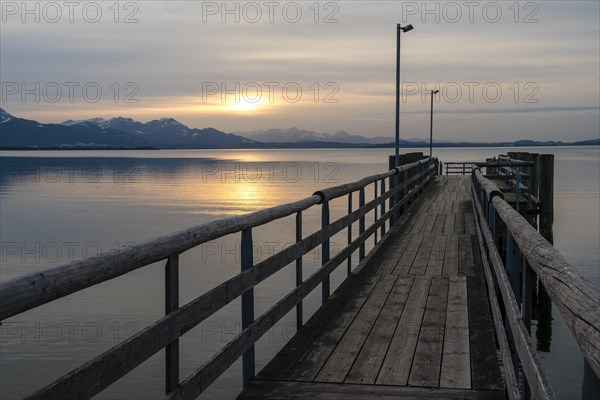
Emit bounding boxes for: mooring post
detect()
[165,254,179,394]
[241,228,255,388]
[539,154,554,243]
[322,200,330,304]
[296,211,303,327]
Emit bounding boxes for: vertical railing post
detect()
[506,231,521,303]
[380,178,386,237]
[165,254,179,395]
[347,193,352,275]
[404,167,409,208]
[322,201,330,304]
[515,165,521,213]
[241,228,255,388]
[374,181,378,245]
[389,156,396,225]
[296,211,303,328]
[522,254,533,400]
[505,230,521,383]
[359,187,366,261]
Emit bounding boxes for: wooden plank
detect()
[315,275,398,382]
[377,235,412,275]
[452,199,461,213]
[408,276,450,387]
[425,235,447,276]
[453,213,464,234]
[464,213,476,235]
[443,200,454,215]
[345,277,414,384]
[258,273,371,380]
[443,211,455,234]
[467,276,504,390]
[458,234,475,276]
[420,209,439,234]
[392,234,424,275]
[408,235,436,275]
[377,276,432,385]
[470,235,483,277]
[440,277,471,389]
[285,275,382,381]
[238,380,506,400]
[442,235,459,277]
[431,213,446,234]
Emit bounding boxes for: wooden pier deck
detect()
[239,176,504,399]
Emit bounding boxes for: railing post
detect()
[404,167,409,208]
[506,231,521,303]
[359,187,366,260]
[347,193,352,275]
[380,178,386,237]
[296,211,303,328]
[388,156,397,224]
[374,180,378,245]
[165,254,179,395]
[241,228,255,388]
[322,201,330,304]
[522,254,533,400]
[515,166,521,213]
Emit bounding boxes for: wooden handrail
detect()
[0,195,321,320]
[473,171,600,379]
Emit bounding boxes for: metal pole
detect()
[395,24,401,167]
[394,24,401,216]
[429,89,434,157]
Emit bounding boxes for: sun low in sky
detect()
[1,1,598,142]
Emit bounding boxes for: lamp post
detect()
[395,23,414,168]
[393,23,413,220]
[429,89,439,157]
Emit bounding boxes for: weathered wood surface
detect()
[249,177,504,399]
[238,380,506,399]
[492,194,600,378]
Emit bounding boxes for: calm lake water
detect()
[1,147,598,399]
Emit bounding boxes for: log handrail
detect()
[473,170,600,379]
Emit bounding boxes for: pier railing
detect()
[471,168,600,400]
[0,157,437,399]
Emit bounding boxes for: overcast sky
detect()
[1,1,599,141]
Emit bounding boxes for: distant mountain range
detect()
[0,108,259,149]
[1,108,598,149]
[235,127,396,145]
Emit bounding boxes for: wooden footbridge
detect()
[1,152,599,400]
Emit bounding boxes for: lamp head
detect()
[433,90,440,94]
[400,24,414,33]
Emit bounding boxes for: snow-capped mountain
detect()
[1,108,14,124]
[238,127,393,144]
[0,108,259,149]
[65,116,259,148]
